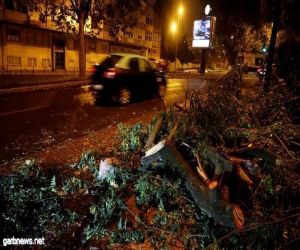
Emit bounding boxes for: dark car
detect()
[257,66,267,77]
[90,53,167,104]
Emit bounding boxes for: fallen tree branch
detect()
[144,116,163,151]
[166,123,178,143]
[217,213,300,243]
[232,147,277,166]
[274,134,296,160]
[141,143,240,228]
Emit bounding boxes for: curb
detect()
[0,80,90,95]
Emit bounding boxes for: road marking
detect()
[80,97,94,101]
[0,105,50,117]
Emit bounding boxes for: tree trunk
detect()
[78,12,86,80]
[200,49,207,74]
[141,143,239,228]
[264,1,281,93]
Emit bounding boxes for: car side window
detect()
[139,59,153,72]
[129,58,139,71]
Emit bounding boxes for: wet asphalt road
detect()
[0,76,219,165]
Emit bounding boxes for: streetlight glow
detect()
[178,5,184,16]
[170,21,177,34]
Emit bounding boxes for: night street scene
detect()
[0,0,299,249]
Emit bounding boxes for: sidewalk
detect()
[34,110,156,166]
[0,79,89,95]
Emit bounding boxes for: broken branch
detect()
[141,143,241,228]
[274,134,296,160]
[144,116,163,151]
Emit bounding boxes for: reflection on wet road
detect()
[0,77,211,164]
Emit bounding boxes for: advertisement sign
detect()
[192,16,216,48]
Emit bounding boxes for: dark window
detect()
[146,16,153,25]
[27,31,36,45]
[55,52,64,69]
[129,58,139,71]
[7,28,20,42]
[42,33,49,47]
[100,55,122,68]
[255,58,264,66]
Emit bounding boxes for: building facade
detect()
[0,0,161,73]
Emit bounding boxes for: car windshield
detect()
[100,55,122,68]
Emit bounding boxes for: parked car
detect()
[257,66,267,76]
[256,63,277,77]
[90,53,167,104]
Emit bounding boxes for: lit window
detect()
[145,31,152,41]
[7,56,21,65]
[28,58,36,67]
[42,59,50,67]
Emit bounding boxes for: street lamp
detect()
[175,5,184,71]
[166,21,177,70]
[170,21,177,34]
[178,5,184,17]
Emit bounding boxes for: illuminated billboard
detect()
[192,16,216,48]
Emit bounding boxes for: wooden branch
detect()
[227,156,249,165]
[144,116,163,151]
[141,143,240,228]
[195,154,217,189]
[232,147,277,166]
[166,123,178,143]
[217,213,300,243]
[235,165,253,186]
[274,134,296,160]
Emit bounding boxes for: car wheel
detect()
[119,88,131,105]
[158,84,166,98]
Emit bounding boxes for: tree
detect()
[19,0,145,79]
[213,0,263,64]
[43,0,144,79]
[261,0,300,92]
[177,34,194,66]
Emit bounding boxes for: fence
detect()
[0,71,92,88]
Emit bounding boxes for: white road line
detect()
[80,97,94,101]
[0,105,50,117]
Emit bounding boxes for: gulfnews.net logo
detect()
[2,237,45,247]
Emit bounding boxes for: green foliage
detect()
[0,160,76,239]
[260,175,274,197]
[111,230,144,244]
[70,151,98,177]
[117,123,146,152]
[223,128,252,147]
[62,177,88,195]
[82,166,131,243]
[134,174,181,210]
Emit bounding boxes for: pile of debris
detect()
[115,70,300,248]
[1,71,299,248]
